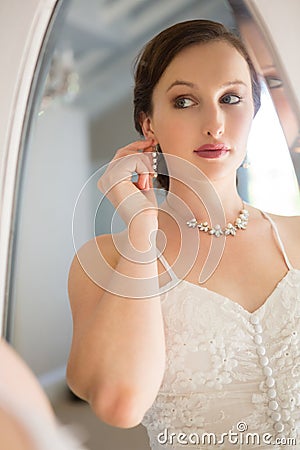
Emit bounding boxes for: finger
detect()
[143,145,156,178]
[108,152,153,183]
[140,174,153,193]
[132,176,149,192]
[142,143,155,154]
[114,139,153,160]
[137,173,148,190]
[135,153,154,177]
[141,178,158,206]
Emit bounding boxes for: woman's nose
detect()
[202,106,225,138]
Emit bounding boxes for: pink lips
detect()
[194,144,230,159]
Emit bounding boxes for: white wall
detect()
[9,104,92,398]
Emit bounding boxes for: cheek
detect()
[230,109,253,143]
[152,109,190,146]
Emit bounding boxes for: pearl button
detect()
[274,422,284,432]
[255,324,263,334]
[264,366,273,376]
[266,377,275,387]
[250,316,260,325]
[254,335,263,344]
[269,400,279,410]
[271,412,281,421]
[257,346,266,356]
[260,356,269,366]
[268,388,277,399]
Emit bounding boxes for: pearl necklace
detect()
[186,205,249,237]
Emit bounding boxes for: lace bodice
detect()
[141,212,300,449]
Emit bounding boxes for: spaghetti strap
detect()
[156,250,178,282]
[260,210,294,271]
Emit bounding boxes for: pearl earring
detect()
[242,153,251,169]
[152,144,159,178]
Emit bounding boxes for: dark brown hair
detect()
[133,19,261,189]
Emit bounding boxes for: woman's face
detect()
[240,21,299,148]
[143,41,254,181]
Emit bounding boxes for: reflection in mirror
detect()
[230,0,300,193]
[5,0,300,449]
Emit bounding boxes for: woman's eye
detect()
[265,76,283,89]
[174,97,195,108]
[221,94,241,104]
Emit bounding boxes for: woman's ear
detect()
[140,112,158,145]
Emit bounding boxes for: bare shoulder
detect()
[68,231,126,314]
[267,211,300,233]
[266,211,300,269]
[69,233,117,281]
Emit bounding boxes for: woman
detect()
[67,20,300,449]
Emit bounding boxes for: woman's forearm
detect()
[67,216,165,427]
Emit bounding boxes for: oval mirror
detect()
[0,1,299,449]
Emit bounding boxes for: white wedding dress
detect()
[141,211,300,449]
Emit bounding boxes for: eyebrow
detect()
[166,80,197,92]
[261,64,276,71]
[220,80,247,88]
[166,79,247,92]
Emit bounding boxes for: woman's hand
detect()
[98,138,158,227]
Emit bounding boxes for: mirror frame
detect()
[1,0,300,336]
[0,0,62,335]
